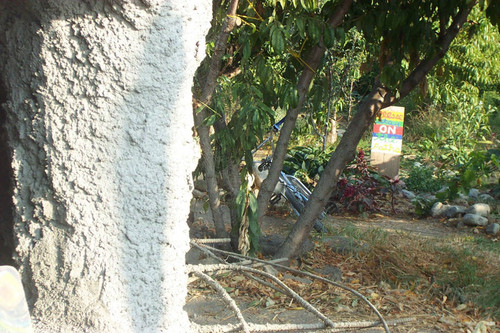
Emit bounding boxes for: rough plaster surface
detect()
[0,0,211,331]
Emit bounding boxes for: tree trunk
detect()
[256,0,353,225]
[326,117,337,146]
[0,1,210,331]
[274,1,475,260]
[274,84,391,259]
[193,0,239,238]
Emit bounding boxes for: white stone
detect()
[466,203,491,217]
[431,202,451,217]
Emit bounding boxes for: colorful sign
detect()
[371,106,405,155]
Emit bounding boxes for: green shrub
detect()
[404,164,443,193]
[283,145,333,187]
[436,149,499,201]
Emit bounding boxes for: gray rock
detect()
[462,214,488,226]
[194,179,207,192]
[431,202,452,217]
[466,203,491,217]
[485,223,499,235]
[422,193,437,202]
[324,236,370,254]
[402,189,416,199]
[453,193,470,206]
[259,234,285,257]
[437,186,449,194]
[316,265,343,282]
[478,194,494,203]
[468,188,480,198]
[444,205,467,218]
[185,247,220,265]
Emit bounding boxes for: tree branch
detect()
[191,270,251,333]
[397,1,476,102]
[275,2,477,264]
[189,241,392,332]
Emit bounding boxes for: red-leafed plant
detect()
[334,149,384,213]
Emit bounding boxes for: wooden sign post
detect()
[370,106,405,178]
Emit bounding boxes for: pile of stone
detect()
[426,189,499,236]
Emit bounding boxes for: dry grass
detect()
[316,223,500,322]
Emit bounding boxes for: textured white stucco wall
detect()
[0,0,211,331]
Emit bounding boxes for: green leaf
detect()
[248,192,258,213]
[300,0,316,11]
[203,114,217,126]
[236,190,246,218]
[243,42,251,60]
[334,27,345,46]
[296,16,306,38]
[307,19,321,44]
[249,216,261,237]
[288,86,299,108]
[245,151,253,173]
[270,24,286,54]
[256,56,271,81]
[461,168,476,186]
[323,26,335,48]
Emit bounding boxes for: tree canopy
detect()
[193,0,499,258]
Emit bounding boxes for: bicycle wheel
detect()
[284,187,326,233]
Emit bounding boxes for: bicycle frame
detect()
[279,172,308,214]
[253,119,326,232]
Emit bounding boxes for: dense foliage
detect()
[194,0,499,252]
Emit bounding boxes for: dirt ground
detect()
[186,200,500,333]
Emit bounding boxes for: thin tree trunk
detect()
[193,0,240,238]
[347,80,354,121]
[275,84,391,259]
[326,118,337,146]
[325,68,337,148]
[274,1,476,260]
[214,115,242,230]
[256,0,353,225]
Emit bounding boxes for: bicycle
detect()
[252,118,327,233]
